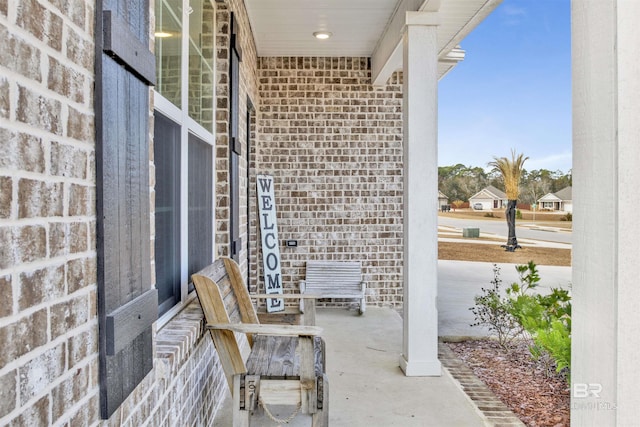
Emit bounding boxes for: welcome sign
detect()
[256,175,284,312]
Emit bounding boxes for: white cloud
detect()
[500,3,527,26]
[502,4,527,17]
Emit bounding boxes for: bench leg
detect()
[233,375,250,427]
[312,374,329,427]
[359,297,366,315]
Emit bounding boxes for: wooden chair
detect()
[301,261,366,314]
[192,258,329,426]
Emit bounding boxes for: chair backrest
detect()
[192,258,259,389]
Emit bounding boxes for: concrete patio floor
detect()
[212,258,570,425]
[214,307,487,426]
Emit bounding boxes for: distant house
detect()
[469,185,507,210]
[538,186,573,212]
[438,191,449,209]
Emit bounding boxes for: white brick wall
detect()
[0,0,99,425]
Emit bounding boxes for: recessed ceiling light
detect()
[155,31,173,38]
[313,31,332,40]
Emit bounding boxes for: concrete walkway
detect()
[438,260,572,338]
[214,307,487,426]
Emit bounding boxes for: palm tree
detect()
[488,150,529,252]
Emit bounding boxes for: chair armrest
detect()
[206,323,323,336]
[250,293,323,300]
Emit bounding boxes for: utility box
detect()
[463,228,480,238]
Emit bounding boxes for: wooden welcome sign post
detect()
[256,175,284,312]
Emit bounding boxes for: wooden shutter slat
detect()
[106,288,157,355]
[102,10,156,86]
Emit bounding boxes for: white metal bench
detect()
[300,261,366,315]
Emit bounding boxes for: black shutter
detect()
[95,0,157,418]
[245,98,255,272]
[230,13,242,261]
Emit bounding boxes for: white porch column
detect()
[572,1,640,425]
[399,11,441,377]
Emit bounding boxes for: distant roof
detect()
[538,186,572,203]
[554,186,572,201]
[485,185,507,199]
[469,185,507,201]
[438,190,448,199]
[538,186,573,202]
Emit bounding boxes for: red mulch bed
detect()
[448,339,570,427]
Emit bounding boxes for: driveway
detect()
[438,260,572,338]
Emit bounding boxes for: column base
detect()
[399,355,442,377]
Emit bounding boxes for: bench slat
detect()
[246,335,324,379]
[301,289,363,298]
[301,260,366,314]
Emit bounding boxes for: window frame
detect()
[153,0,216,327]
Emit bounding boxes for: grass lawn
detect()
[438,241,571,266]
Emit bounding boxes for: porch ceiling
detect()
[245,0,501,83]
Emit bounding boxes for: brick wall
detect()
[0,0,99,424]
[214,0,259,279]
[213,3,232,261]
[255,58,405,308]
[108,302,225,427]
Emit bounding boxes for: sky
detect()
[438,0,572,173]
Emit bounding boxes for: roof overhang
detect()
[245,0,502,84]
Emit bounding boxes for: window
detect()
[154,113,181,314]
[188,134,213,275]
[154,0,216,319]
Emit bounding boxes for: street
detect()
[438,215,572,245]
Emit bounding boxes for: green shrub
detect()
[483,212,496,218]
[516,209,522,219]
[470,261,572,382]
[560,212,573,221]
[469,265,523,349]
[507,262,572,381]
